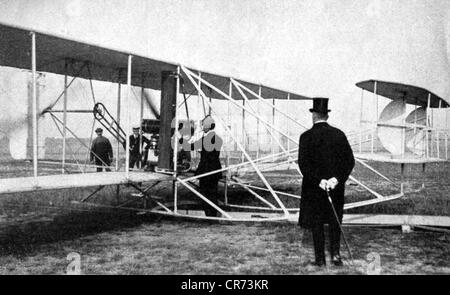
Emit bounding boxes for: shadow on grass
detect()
[0,209,159,256]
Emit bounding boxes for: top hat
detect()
[95,128,103,133]
[309,97,331,113]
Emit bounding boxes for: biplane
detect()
[353,80,449,172]
[0,21,447,226]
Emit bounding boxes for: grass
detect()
[0,159,448,274]
[0,217,448,274]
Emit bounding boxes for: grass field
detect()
[0,215,448,274]
[0,160,448,274]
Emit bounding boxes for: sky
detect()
[0,0,449,154]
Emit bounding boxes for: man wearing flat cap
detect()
[123,125,151,169]
[90,128,113,172]
[190,115,223,217]
[298,97,355,267]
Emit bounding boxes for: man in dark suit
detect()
[298,97,355,267]
[123,126,151,169]
[191,116,223,217]
[90,128,113,172]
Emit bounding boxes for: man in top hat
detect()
[298,97,355,267]
[190,115,223,217]
[90,127,113,172]
[124,125,151,169]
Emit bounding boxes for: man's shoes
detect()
[312,261,326,267]
[331,255,343,266]
[310,258,326,267]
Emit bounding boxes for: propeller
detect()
[6,103,52,160]
[142,90,160,120]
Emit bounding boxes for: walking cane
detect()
[326,189,355,266]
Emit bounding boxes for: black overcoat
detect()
[194,130,223,182]
[90,135,113,165]
[298,122,355,228]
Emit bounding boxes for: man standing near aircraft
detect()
[90,128,113,172]
[190,116,223,217]
[124,126,151,169]
[298,98,355,267]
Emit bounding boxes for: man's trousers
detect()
[311,220,341,263]
[199,177,219,217]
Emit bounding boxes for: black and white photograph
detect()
[0,0,449,277]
